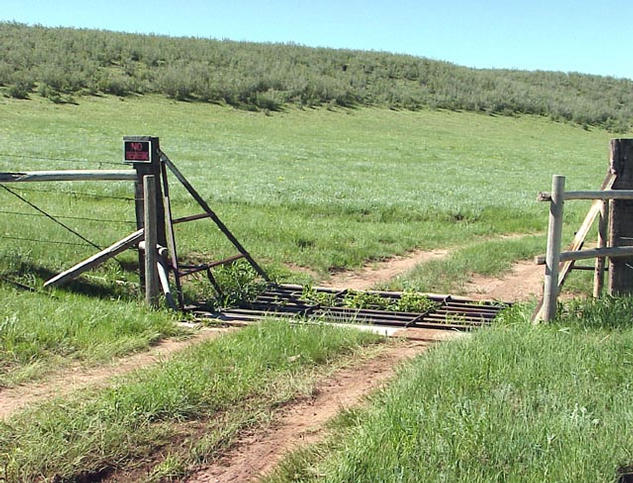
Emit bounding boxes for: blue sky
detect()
[2,0,631,79]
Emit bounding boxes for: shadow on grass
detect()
[1,258,140,301]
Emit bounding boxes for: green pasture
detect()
[0,94,616,276]
[0,95,621,379]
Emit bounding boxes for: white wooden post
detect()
[541,175,565,322]
[593,200,609,298]
[143,175,159,308]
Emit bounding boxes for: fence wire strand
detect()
[0,234,93,247]
[0,158,140,290]
[0,184,102,250]
[0,209,136,225]
[5,185,135,201]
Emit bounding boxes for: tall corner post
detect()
[608,139,633,296]
[540,175,565,323]
[124,136,167,291]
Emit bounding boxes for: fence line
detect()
[0,135,270,310]
[1,184,102,249]
[534,174,624,322]
[535,139,633,321]
[7,185,135,201]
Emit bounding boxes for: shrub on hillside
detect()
[98,71,135,96]
[0,61,12,86]
[1,22,632,130]
[6,73,34,99]
[159,64,194,100]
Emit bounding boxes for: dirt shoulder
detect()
[187,329,459,482]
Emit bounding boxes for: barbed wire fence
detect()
[0,152,141,292]
[0,143,266,309]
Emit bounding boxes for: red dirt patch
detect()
[462,261,543,302]
[187,329,459,482]
[321,234,538,294]
[325,248,449,291]
[0,327,229,420]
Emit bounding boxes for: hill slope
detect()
[1,22,632,130]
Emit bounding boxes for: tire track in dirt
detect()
[0,327,230,420]
[461,260,543,302]
[187,329,461,483]
[320,233,539,294]
[325,248,449,290]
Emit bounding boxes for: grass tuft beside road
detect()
[0,286,182,386]
[0,320,380,482]
[267,297,633,482]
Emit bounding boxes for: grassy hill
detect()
[1,22,632,130]
[2,34,633,481]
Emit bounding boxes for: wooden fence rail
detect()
[538,190,633,201]
[534,138,633,322]
[534,174,633,322]
[0,170,137,182]
[0,136,270,310]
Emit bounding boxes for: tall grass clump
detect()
[0,286,181,384]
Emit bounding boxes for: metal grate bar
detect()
[192,283,509,331]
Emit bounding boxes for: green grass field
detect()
[1,94,633,481]
[0,94,616,274]
[0,95,617,379]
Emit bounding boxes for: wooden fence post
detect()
[541,175,565,322]
[593,200,609,298]
[144,175,159,307]
[126,136,167,290]
[608,139,633,295]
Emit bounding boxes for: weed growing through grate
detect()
[342,290,393,310]
[214,260,267,307]
[335,289,439,313]
[396,290,439,312]
[300,285,338,307]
